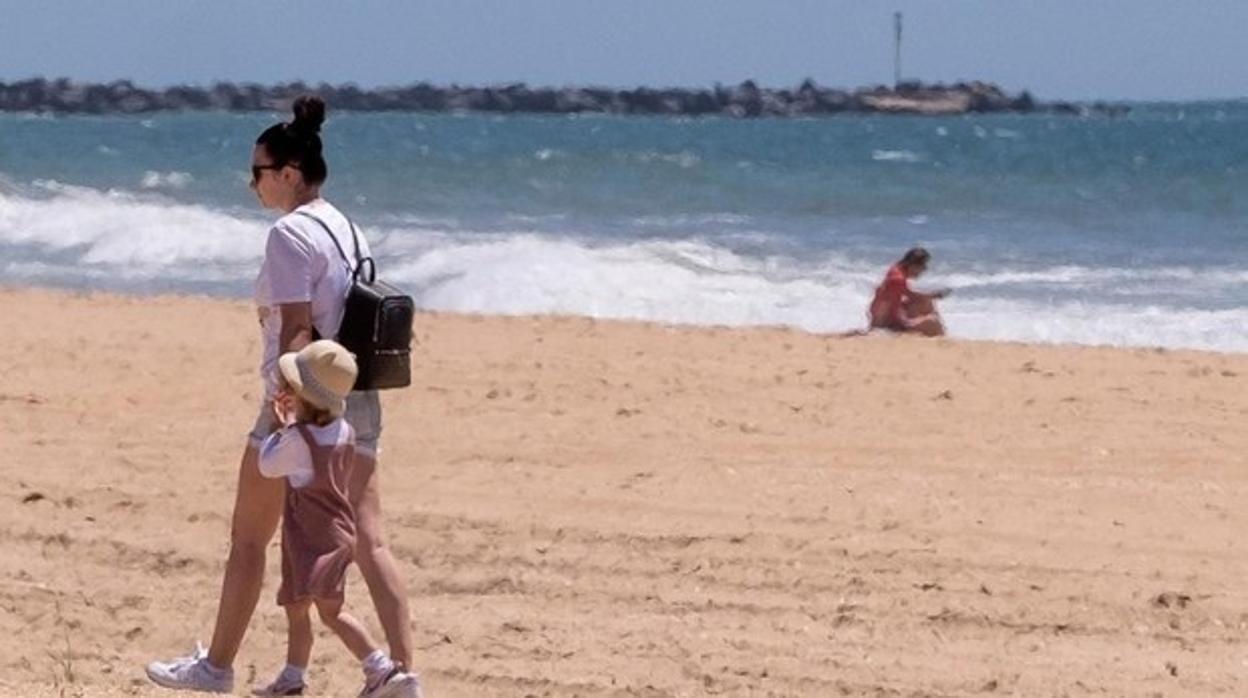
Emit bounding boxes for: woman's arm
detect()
[265,224,317,353]
[278,302,315,354]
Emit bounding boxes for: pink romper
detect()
[277,423,357,606]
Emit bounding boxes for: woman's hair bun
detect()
[290,95,326,135]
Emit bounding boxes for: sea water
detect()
[1,105,1245,350]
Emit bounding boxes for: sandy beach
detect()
[1,286,1245,697]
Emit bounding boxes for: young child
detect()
[253,340,421,698]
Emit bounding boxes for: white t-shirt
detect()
[254,198,372,397]
[257,418,352,488]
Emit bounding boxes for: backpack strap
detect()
[346,220,376,284]
[295,210,374,283]
[293,423,318,451]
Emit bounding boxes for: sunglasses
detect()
[251,162,285,183]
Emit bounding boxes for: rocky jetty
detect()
[0,77,1127,117]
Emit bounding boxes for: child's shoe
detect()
[253,665,307,696]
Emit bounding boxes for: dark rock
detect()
[728,80,763,117]
[553,89,600,113]
[1011,90,1036,112]
[680,90,719,115]
[1152,591,1192,610]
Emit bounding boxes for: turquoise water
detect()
[2,105,1246,349]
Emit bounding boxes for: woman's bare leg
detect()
[904,297,946,337]
[206,444,285,668]
[349,452,414,670]
[315,599,380,661]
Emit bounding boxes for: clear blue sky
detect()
[2,0,1246,101]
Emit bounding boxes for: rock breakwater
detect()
[0,77,1126,117]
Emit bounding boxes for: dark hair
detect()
[256,95,328,185]
[900,247,931,267]
[299,396,336,427]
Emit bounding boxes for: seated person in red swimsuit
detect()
[868,247,950,337]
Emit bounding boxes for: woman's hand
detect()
[272,390,297,427]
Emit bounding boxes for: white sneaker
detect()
[360,668,423,698]
[145,642,234,693]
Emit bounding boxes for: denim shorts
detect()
[248,390,382,456]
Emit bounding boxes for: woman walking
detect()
[146,96,420,697]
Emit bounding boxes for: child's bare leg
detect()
[253,601,313,694]
[316,599,417,694]
[315,599,377,661]
[285,600,314,669]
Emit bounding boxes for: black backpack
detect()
[297,211,414,391]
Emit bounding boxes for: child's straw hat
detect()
[277,340,358,417]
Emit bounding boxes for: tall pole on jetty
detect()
[893,11,903,89]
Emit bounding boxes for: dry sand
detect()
[1,287,1246,697]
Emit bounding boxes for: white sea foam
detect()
[949,299,1248,352]
[0,181,264,274]
[2,184,1246,352]
[872,149,923,163]
[140,170,194,190]
[941,265,1248,290]
[631,150,701,168]
[383,236,1248,352]
[383,234,870,331]
[632,213,752,227]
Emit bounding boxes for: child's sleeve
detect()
[258,428,313,483]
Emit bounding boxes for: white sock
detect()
[278,664,306,685]
[362,650,395,681]
[201,659,229,678]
